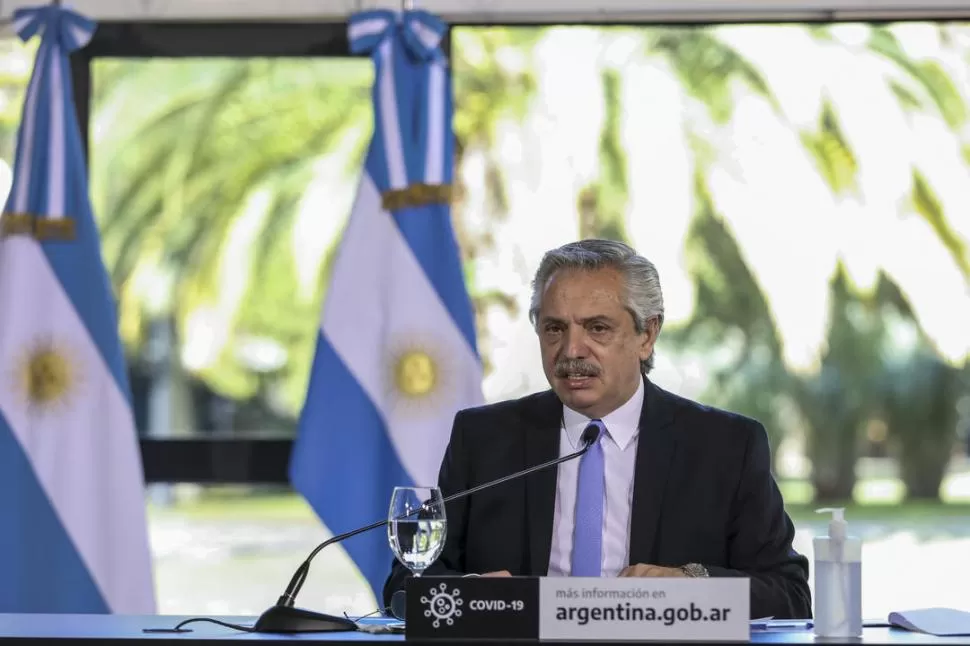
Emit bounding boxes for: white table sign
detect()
[538,577,750,641]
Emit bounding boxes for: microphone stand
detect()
[251,521,387,633]
[253,431,596,633]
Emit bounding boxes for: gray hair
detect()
[528,239,664,374]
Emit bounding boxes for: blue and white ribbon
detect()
[348,9,451,196]
[13,5,96,51]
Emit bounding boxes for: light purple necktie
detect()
[570,419,605,577]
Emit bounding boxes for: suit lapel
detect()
[524,390,562,576]
[629,377,678,566]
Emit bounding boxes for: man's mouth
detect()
[555,359,600,386]
[562,373,595,388]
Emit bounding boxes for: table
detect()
[1,614,969,644]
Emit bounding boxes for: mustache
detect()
[555,358,601,378]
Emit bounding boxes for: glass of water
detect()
[388,486,447,577]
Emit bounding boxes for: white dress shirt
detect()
[547,378,643,577]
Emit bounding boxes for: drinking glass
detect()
[387,486,447,577]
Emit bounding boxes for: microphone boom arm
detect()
[257,425,597,633]
[442,444,589,504]
[280,443,590,608]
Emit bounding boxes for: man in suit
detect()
[384,239,811,620]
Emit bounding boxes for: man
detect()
[384,239,811,620]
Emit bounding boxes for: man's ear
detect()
[638,317,660,360]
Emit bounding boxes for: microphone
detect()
[253,422,602,633]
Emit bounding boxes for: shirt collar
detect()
[562,378,643,452]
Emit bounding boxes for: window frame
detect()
[73,21,381,484]
[73,16,963,484]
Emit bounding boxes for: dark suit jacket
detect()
[384,377,811,619]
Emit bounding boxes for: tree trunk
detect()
[901,464,946,501]
[885,356,963,503]
[898,441,950,501]
[810,446,858,502]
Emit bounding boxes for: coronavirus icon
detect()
[421,582,463,628]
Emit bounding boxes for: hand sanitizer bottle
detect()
[813,508,862,638]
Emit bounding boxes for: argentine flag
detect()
[290,10,482,600]
[0,6,155,613]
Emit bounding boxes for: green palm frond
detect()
[98,60,370,288]
[800,99,859,195]
[868,27,968,130]
[794,264,889,500]
[889,80,925,113]
[449,27,543,378]
[578,67,630,243]
[90,57,373,393]
[873,270,917,321]
[664,171,788,456]
[909,169,970,279]
[681,171,782,352]
[452,27,542,216]
[807,25,835,42]
[647,27,779,123]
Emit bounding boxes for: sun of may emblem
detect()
[394,349,437,398]
[19,342,75,409]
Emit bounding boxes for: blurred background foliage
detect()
[2,23,969,503]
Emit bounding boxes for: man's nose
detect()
[563,326,588,358]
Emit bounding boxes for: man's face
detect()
[537,267,658,419]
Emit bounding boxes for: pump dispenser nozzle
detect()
[816,507,847,542]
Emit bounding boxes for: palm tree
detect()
[91,57,373,416]
[636,26,795,466]
[867,26,967,133]
[647,27,780,124]
[84,23,970,503]
[794,26,970,498]
[873,274,969,500]
[452,28,540,223]
[537,23,970,497]
[90,31,547,417]
[796,265,890,501]
[451,27,542,375]
[669,170,791,460]
[577,67,631,243]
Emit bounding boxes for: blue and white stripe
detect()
[0,5,155,614]
[291,9,481,601]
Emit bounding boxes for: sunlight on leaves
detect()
[647,27,778,124]
[869,26,968,130]
[909,169,970,279]
[800,99,859,196]
[889,80,925,113]
[577,68,630,242]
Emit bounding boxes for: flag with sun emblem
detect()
[0,5,155,613]
[290,10,483,601]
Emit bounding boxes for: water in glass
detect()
[388,486,447,576]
